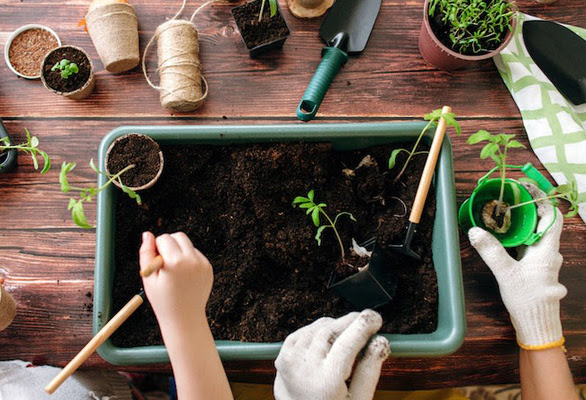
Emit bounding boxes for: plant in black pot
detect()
[0,128,50,174]
[232,0,291,57]
[419,0,517,71]
[293,190,397,310]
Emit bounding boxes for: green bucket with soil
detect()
[458,164,555,248]
[94,122,466,364]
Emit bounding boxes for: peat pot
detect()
[94,122,466,364]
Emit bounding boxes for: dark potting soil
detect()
[428,2,510,56]
[232,0,289,49]
[107,134,162,189]
[111,142,438,347]
[42,47,91,93]
[334,253,370,280]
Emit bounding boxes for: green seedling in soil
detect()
[428,0,515,54]
[389,107,460,183]
[293,190,356,262]
[259,0,277,22]
[0,128,50,173]
[506,180,580,218]
[468,130,525,220]
[51,59,79,79]
[60,160,140,229]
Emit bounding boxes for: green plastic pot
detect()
[458,163,557,248]
[94,122,466,364]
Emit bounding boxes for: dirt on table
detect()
[42,47,91,93]
[106,134,162,189]
[232,0,289,49]
[111,142,438,347]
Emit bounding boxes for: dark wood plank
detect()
[0,0,584,118]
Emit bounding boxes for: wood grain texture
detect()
[0,0,585,390]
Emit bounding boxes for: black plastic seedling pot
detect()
[231,0,291,58]
[0,120,17,173]
[328,242,397,310]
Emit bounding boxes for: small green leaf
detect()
[480,142,498,159]
[388,148,408,170]
[311,207,320,227]
[467,130,491,144]
[39,151,51,174]
[60,162,76,193]
[71,201,93,229]
[507,140,525,149]
[120,182,142,205]
[315,225,326,246]
[292,196,309,204]
[68,197,77,210]
[298,203,312,209]
[307,190,314,202]
[306,206,314,215]
[30,136,39,148]
[269,0,277,17]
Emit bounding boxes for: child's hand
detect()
[139,231,213,329]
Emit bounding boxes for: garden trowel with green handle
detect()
[296,0,382,121]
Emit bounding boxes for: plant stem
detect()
[319,208,346,262]
[506,193,566,211]
[394,119,435,183]
[496,146,507,216]
[258,0,265,22]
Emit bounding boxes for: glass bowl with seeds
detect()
[4,24,61,79]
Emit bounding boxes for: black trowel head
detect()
[523,20,586,105]
[319,0,382,53]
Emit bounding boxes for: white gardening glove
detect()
[468,183,567,350]
[274,310,390,400]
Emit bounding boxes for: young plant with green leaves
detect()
[293,190,356,262]
[51,59,79,79]
[468,130,525,217]
[428,0,515,54]
[258,0,277,22]
[0,128,50,173]
[507,181,580,218]
[60,160,140,229]
[388,107,460,183]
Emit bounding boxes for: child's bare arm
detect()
[140,231,233,400]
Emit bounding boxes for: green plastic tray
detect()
[94,122,466,365]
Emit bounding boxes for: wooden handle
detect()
[410,106,452,224]
[139,255,164,277]
[44,294,145,394]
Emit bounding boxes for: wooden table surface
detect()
[0,0,584,390]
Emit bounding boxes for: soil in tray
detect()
[111,142,438,347]
[232,1,289,49]
[42,47,91,93]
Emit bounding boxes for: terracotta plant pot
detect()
[86,0,140,73]
[41,45,96,100]
[418,0,517,71]
[0,284,16,331]
[105,133,164,191]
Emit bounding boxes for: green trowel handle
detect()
[521,163,556,194]
[296,46,349,122]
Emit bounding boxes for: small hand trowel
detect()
[523,20,586,105]
[296,0,382,121]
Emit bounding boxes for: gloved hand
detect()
[468,183,567,350]
[274,310,390,400]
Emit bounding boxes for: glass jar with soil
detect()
[41,46,96,100]
[231,0,291,57]
[418,0,517,70]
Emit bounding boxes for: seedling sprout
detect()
[0,128,50,173]
[51,59,79,79]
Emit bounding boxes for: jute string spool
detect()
[143,0,219,113]
[86,0,140,73]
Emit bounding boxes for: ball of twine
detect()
[143,0,221,113]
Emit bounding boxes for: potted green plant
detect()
[41,45,95,99]
[231,0,291,57]
[459,130,579,247]
[419,0,517,71]
[0,128,50,174]
[61,134,164,229]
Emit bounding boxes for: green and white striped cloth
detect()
[493,13,586,223]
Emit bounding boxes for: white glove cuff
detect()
[511,301,564,350]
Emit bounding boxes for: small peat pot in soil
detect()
[41,46,95,100]
[231,0,291,57]
[105,134,164,191]
[0,121,17,174]
[4,24,61,79]
[419,0,517,71]
[0,284,16,332]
